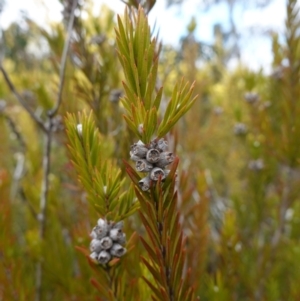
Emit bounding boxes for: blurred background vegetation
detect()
[1,0,300,300]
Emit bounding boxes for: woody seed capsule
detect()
[98,250,111,264]
[164,169,171,178]
[146,149,160,163]
[149,167,166,181]
[109,228,124,241]
[109,89,122,103]
[90,252,98,261]
[136,159,153,172]
[116,233,126,245]
[99,237,113,250]
[131,143,148,157]
[149,140,157,149]
[244,92,259,104]
[248,159,264,171]
[157,139,168,151]
[97,218,106,227]
[156,152,174,168]
[112,221,124,230]
[110,244,127,257]
[164,169,178,179]
[90,224,108,240]
[139,176,151,191]
[130,151,141,162]
[90,239,102,253]
[234,123,247,135]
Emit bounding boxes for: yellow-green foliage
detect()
[0,0,300,300]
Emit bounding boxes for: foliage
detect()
[65,111,139,221]
[115,8,197,143]
[0,0,300,300]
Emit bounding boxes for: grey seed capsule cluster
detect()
[234,122,248,136]
[248,159,264,171]
[244,92,259,104]
[130,139,174,191]
[89,219,126,265]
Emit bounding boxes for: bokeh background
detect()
[1,0,300,300]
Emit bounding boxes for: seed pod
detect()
[98,250,111,264]
[248,159,264,171]
[131,142,148,157]
[109,228,124,241]
[89,34,106,45]
[110,244,127,257]
[234,123,247,135]
[90,228,97,239]
[146,149,160,163]
[164,169,171,178]
[112,221,124,230]
[244,92,259,104]
[109,229,126,245]
[109,89,122,103]
[150,167,166,181]
[130,151,141,162]
[90,224,108,240]
[157,138,168,151]
[90,239,102,253]
[89,252,98,261]
[116,233,126,245]
[136,159,153,172]
[271,66,284,80]
[149,140,157,149]
[163,169,178,179]
[213,106,223,115]
[97,218,106,227]
[139,176,151,191]
[156,152,174,168]
[91,218,109,238]
[99,237,113,250]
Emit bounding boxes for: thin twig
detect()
[38,125,52,238]
[0,64,47,132]
[254,167,293,300]
[4,114,27,151]
[34,2,78,300]
[48,0,78,117]
[105,267,119,301]
[19,187,38,220]
[35,123,52,301]
[271,167,292,247]
[11,152,25,199]
[2,111,38,220]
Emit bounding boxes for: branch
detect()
[19,187,38,221]
[35,125,52,301]
[4,113,27,151]
[34,2,78,300]
[0,64,47,132]
[271,167,292,247]
[48,0,78,117]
